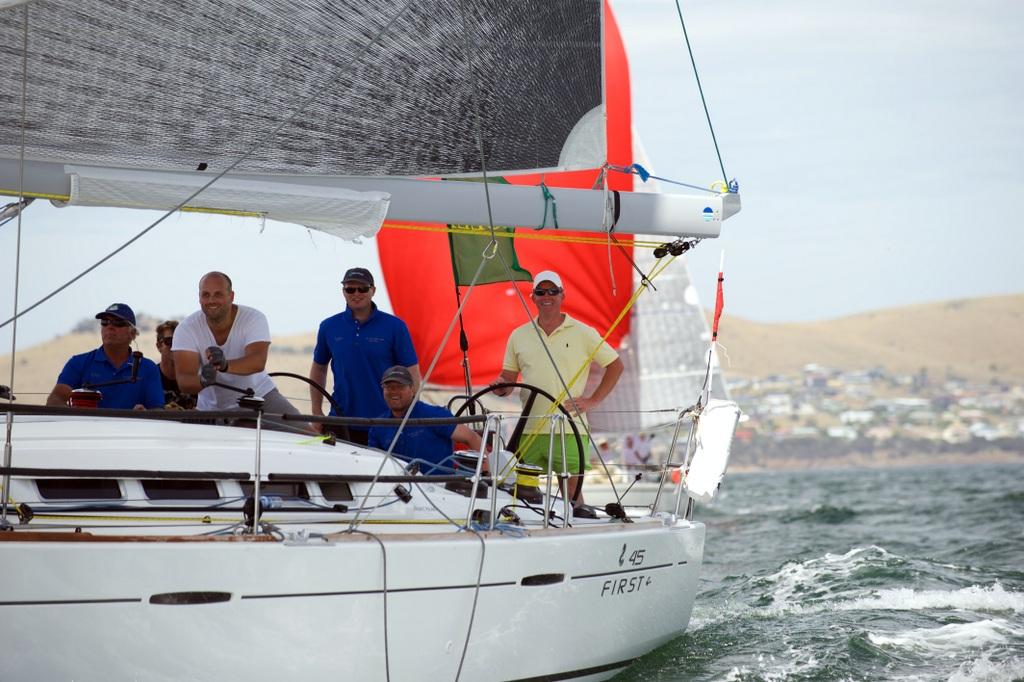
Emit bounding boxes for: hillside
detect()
[715,293,1024,382]
[2,293,1022,405]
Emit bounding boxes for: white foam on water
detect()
[761,545,897,606]
[840,583,1024,615]
[720,650,839,682]
[948,653,1024,682]
[868,619,1023,655]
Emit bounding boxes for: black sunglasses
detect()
[344,286,371,294]
[157,336,174,346]
[100,319,130,328]
[533,287,562,297]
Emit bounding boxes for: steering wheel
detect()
[268,371,347,439]
[455,382,586,505]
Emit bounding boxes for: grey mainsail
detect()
[0,0,601,177]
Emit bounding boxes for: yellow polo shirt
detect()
[502,314,619,434]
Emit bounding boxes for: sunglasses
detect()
[343,286,371,294]
[100,319,130,328]
[157,336,174,346]
[532,287,562,297]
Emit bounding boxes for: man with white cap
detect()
[46,302,164,410]
[492,270,624,502]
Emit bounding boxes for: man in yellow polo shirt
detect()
[492,270,624,503]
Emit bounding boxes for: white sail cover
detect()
[60,165,390,238]
[684,399,741,503]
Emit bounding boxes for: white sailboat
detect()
[0,1,741,680]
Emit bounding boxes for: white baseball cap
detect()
[531,270,563,289]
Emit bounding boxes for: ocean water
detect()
[614,463,1024,681]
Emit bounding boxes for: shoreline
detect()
[727,449,1024,474]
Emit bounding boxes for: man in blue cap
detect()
[308,267,420,445]
[46,303,164,409]
[368,365,482,473]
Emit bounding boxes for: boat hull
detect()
[0,521,704,681]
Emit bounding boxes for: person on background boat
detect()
[308,267,420,445]
[153,320,195,410]
[46,303,164,410]
[368,365,483,473]
[491,270,624,503]
[173,272,301,425]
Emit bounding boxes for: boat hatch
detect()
[317,481,353,502]
[142,480,220,501]
[36,479,122,501]
[240,481,310,501]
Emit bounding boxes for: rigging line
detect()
[674,0,729,184]
[3,2,29,529]
[606,165,719,195]
[0,0,420,333]
[347,529,391,682]
[457,0,498,245]
[348,254,493,533]
[454,529,486,682]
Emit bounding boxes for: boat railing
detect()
[0,402,495,533]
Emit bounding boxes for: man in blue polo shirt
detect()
[308,267,420,445]
[369,366,482,473]
[46,303,164,410]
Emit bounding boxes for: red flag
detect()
[712,269,724,342]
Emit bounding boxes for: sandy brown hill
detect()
[716,293,1024,382]
[2,294,1022,404]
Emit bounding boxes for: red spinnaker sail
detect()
[377,1,634,387]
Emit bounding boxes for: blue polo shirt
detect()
[313,305,418,425]
[368,402,457,474]
[56,347,164,409]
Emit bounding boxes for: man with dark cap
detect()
[368,365,482,473]
[309,267,420,445]
[46,303,164,409]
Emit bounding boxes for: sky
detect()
[1,0,1022,353]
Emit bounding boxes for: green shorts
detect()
[518,433,591,474]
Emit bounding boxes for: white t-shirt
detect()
[172,305,277,410]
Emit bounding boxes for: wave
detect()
[948,653,1024,682]
[783,504,857,524]
[867,619,1023,654]
[840,583,1024,615]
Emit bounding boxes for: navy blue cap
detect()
[342,267,374,286]
[95,303,136,327]
[380,365,414,386]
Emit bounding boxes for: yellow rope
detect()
[382,221,667,249]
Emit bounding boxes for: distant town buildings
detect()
[729,363,1024,456]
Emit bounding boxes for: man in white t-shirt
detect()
[173,271,301,425]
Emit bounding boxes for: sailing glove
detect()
[199,363,218,388]
[206,346,228,371]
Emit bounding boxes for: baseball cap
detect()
[531,270,563,289]
[95,303,137,327]
[380,365,414,386]
[342,267,374,286]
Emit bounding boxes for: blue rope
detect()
[609,164,735,195]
